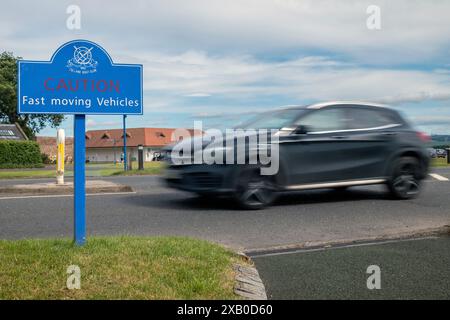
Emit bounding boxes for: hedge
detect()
[0,140,43,168]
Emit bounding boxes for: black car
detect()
[163,102,430,209]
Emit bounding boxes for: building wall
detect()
[36,136,74,163]
[86,147,163,162]
[86,147,122,162]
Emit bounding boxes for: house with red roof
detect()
[85,127,199,162]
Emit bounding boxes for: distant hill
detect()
[431,135,450,148]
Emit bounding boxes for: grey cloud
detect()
[1,0,450,65]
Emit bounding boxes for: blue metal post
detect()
[123,115,127,171]
[74,114,86,245]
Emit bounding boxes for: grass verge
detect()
[0,158,446,180]
[0,170,60,179]
[100,162,164,176]
[0,162,163,179]
[0,236,243,300]
[431,157,449,167]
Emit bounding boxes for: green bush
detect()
[0,140,43,168]
[41,152,52,164]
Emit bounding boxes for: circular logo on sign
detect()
[73,46,93,65]
[67,46,98,74]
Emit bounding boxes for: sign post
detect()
[17,39,143,245]
[123,114,127,171]
[138,144,144,170]
[73,114,86,245]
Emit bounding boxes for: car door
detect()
[341,106,400,179]
[280,107,352,185]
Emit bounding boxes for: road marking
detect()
[0,191,136,201]
[247,236,439,258]
[429,173,449,181]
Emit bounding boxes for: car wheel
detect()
[234,169,277,209]
[387,156,422,199]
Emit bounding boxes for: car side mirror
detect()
[293,125,309,135]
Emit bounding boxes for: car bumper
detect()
[162,164,238,194]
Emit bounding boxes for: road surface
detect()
[0,168,449,251]
[251,236,450,299]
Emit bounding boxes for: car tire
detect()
[387,156,422,200]
[234,169,277,210]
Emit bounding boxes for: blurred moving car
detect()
[163,101,431,209]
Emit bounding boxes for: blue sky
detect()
[2,0,450,135]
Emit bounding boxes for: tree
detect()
[0,51,64,139]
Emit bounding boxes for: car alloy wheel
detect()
[235,169,277,209]
[388,157,421,199]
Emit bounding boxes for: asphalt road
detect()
[251,237,450,299]
[0,168,449,251]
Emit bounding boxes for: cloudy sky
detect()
[2,0,450,135]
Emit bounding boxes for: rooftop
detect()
[85,127,200,148]
[0,123,28,140]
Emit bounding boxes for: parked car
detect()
[436,149,447,158]
[163,101,431,209]
[428,148,437,158]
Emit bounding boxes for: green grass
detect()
[99,162,164,176]
[0,236,243,300]
[0,157,447,180]
[0,162,164,179]
[0,170,61,179]
[0,163,45,169]
[431,157,449,167]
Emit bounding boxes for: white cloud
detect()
[412,115,450,126]
[135,51,450,110]
[1,0,450,64]
[3,0,450,134]
[2,0,449,110]
[184,93,212,97]
[86,119,121,128]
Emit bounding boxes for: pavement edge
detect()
[245,225,450,257]
[0,180,133,196]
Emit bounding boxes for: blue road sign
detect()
[17,40,143,245]
[18,39,143,115]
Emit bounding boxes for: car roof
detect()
[307,101,387,109]
[278,101,388,111]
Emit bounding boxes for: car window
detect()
[237,109,305,129]
[346,108,396,129]
[296,108,347,133]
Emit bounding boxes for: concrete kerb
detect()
[0,180,133,196]
[233,263,268,300]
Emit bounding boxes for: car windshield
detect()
[235,108,305,130]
